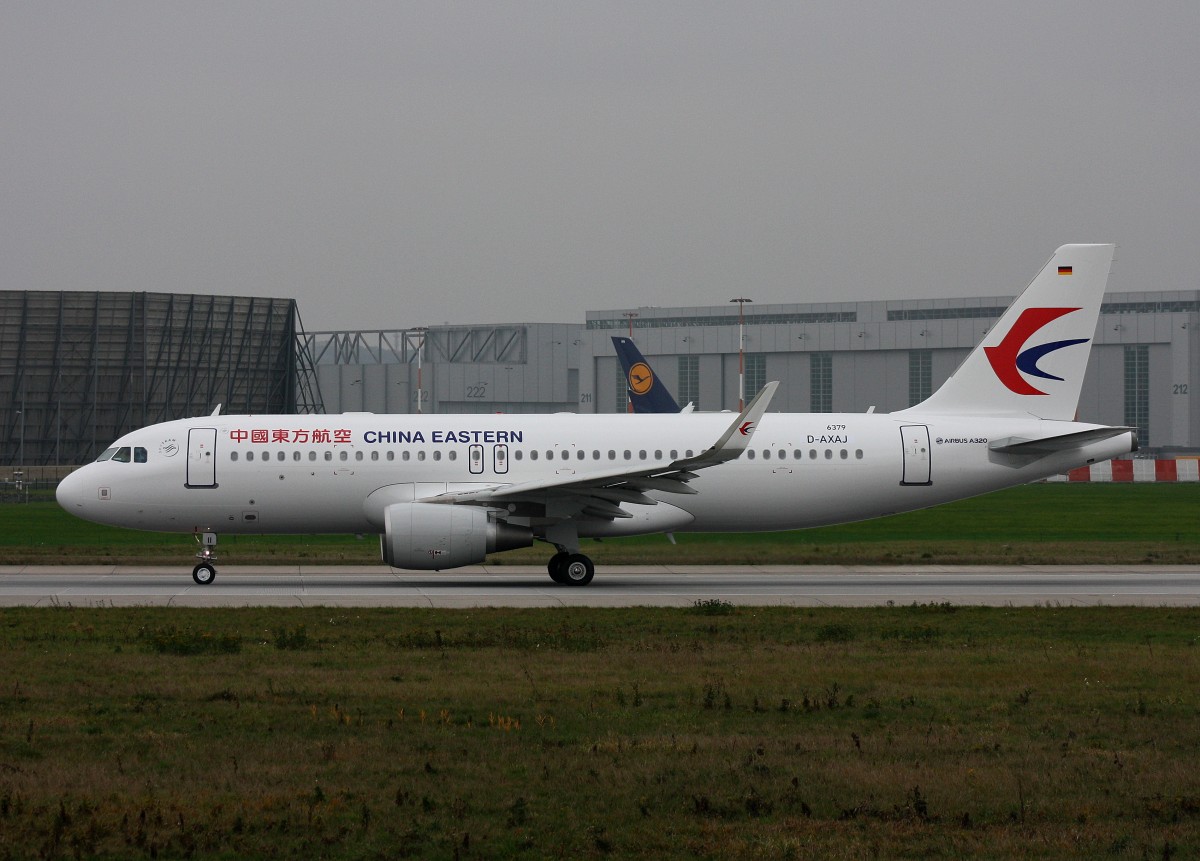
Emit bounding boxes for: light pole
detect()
[410,327,428,414]
[729,297,753,410]
[17,380,25,474]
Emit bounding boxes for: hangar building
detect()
[1,291,320,468]
[308,289,1199,453]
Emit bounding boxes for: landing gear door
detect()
[186,428,218,488]
[899,425,932,486]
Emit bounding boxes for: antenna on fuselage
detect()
[210,404,223,416]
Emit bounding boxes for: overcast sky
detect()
[3,2,1198,331]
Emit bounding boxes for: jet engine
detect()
[380,502,532,570]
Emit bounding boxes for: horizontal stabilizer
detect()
[988,426,1138,455]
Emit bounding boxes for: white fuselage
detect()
[56,410,1134,537]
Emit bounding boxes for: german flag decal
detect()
[1058,266,1073,275]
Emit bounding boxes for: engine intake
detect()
[380,502,531,570]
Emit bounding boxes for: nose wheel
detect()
[192,561,216,585]
[192,532,218,585]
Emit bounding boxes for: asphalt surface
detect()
[2,564,1199,607]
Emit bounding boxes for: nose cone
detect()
[56,467,90,515]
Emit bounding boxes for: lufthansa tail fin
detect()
[612,336,683,413]
[901,244,1114,420]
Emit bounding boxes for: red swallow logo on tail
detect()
[984,307,1090,395]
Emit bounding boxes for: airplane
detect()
[611,336,685,413]
[57,244,1136,587]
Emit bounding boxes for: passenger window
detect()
[324,452,332,461]
[747,450,756,460]
[339,451,348,461]
[418,451,426,461]
[386,451,394,461]
[293,451,301,461]
[355,451,364,461]
[247,451,255,462]
[231,452,239,462]
[448,451,456,461]
[855,449,864,459]
[278,451,286,462]
[531,450,539,461]
[840,449,848,459]
[370,451,378,461]
[824,449,833,460]
[433,451,442,461]
[308,451,317,462]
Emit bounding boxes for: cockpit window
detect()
[96,445,148,463]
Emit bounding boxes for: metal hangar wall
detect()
[1,291,318,466]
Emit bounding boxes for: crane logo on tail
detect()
[628,363,654,395]
[984,307,1089,395]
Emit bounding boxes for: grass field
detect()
[0,605,1197,859]
[2,485,1198,858]
[5,482,1199,566]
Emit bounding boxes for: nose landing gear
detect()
[192,532,218,585]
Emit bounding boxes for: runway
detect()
[2,564,1199,607]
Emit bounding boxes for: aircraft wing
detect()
[427,382,778,515]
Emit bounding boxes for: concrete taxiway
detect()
[1,564,1199,607]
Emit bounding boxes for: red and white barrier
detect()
[1046,459,1200,482]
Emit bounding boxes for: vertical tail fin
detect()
[902,244,1114,419]
[611,336,683,413]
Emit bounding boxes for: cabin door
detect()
[186,428,218,488]
[899,425,932,486]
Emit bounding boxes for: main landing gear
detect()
[547,551,595,586]
[192,532,218,585]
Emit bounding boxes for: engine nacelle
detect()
[380,502,532,570]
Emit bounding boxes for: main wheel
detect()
[561,553,595,586]
[192,562,216,585]
[547,552,570,584]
